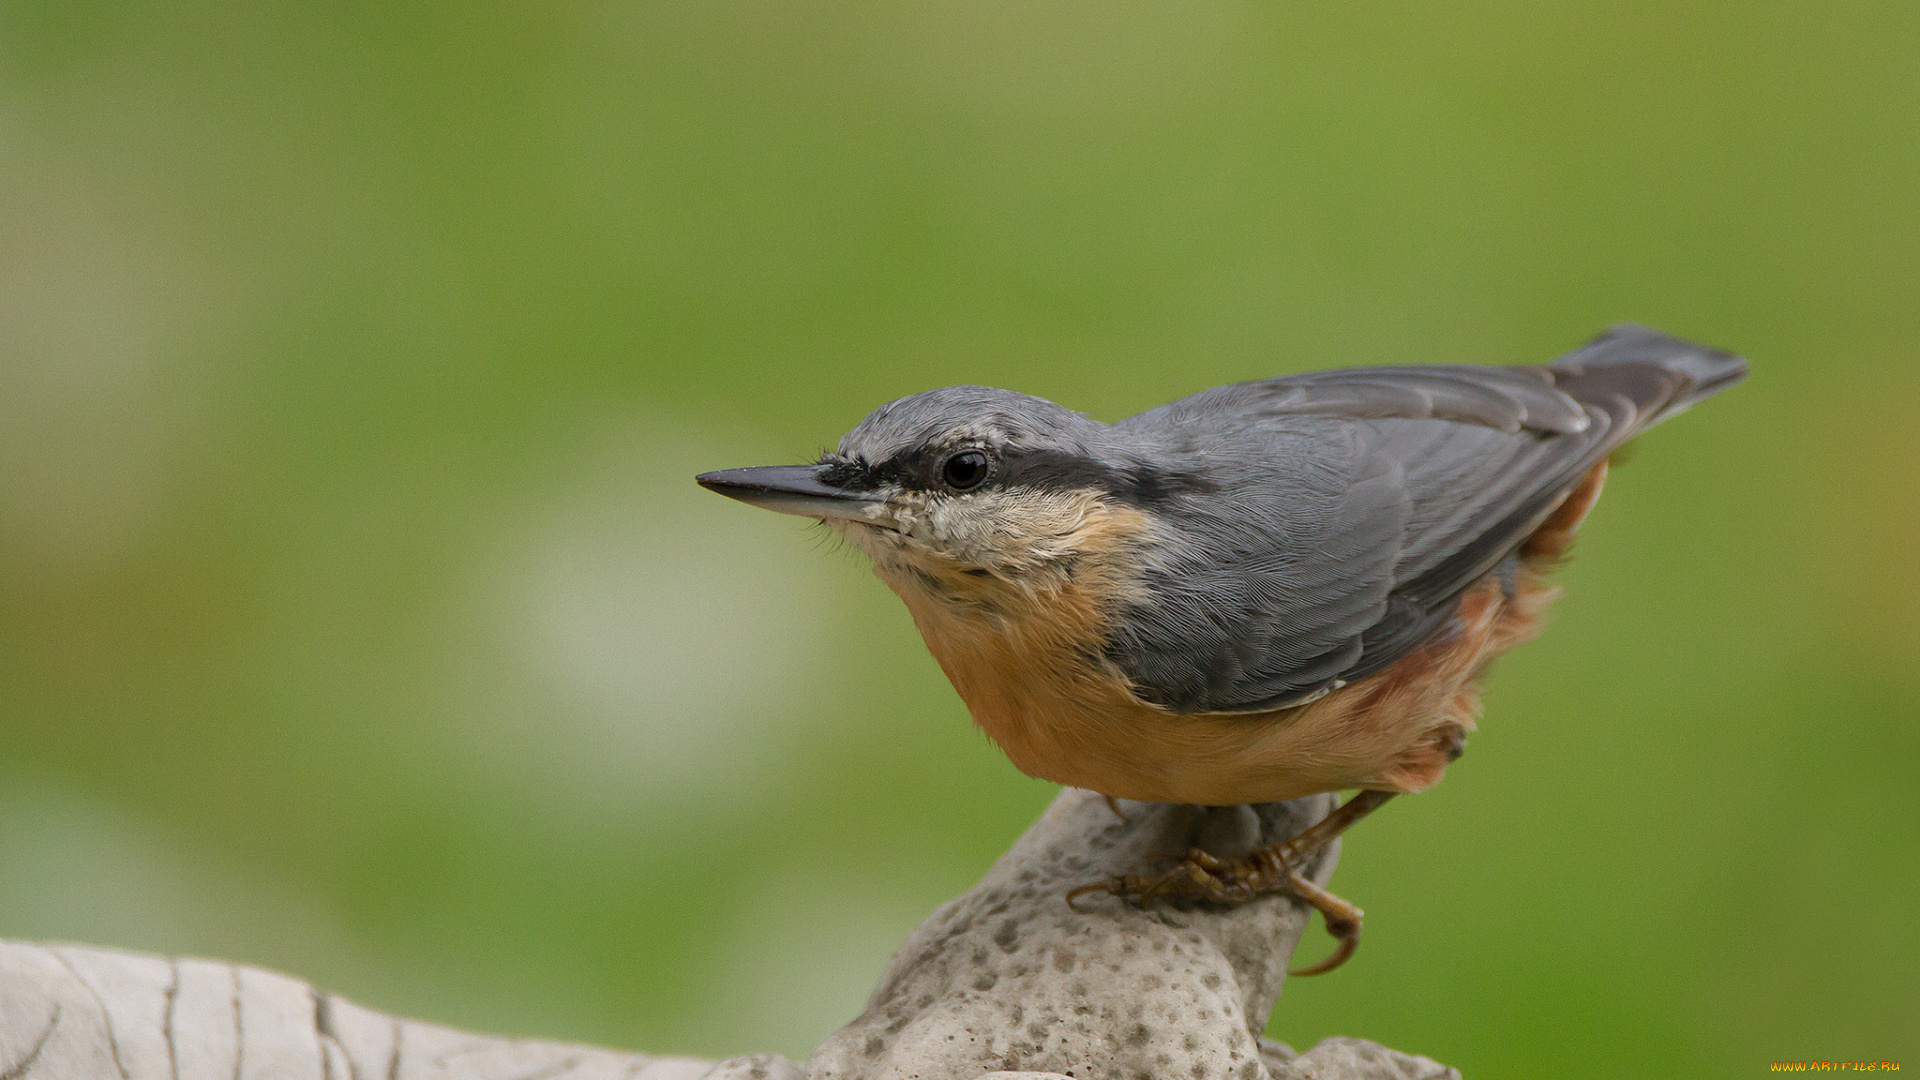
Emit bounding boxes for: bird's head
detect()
[698,387,1193,604]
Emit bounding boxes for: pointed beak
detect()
[696,465,899,528]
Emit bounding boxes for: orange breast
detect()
[904,568,1555,804]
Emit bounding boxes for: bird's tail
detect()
[1544,324,1749,437]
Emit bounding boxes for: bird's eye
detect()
[941,449,990,491]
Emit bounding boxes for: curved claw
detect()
[1287,916,1360,976]
[1064,882,1112,912]
[1288,940,1358,977]
[1066,877,1143,912]
[1282,867,1364,976]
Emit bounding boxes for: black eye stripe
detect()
[821,445,1215,506]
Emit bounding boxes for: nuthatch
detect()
[698,325,1745,973]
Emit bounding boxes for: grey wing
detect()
[1107,325,1747,715]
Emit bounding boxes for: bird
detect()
[696,324,1746,973]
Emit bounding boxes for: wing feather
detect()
[1105,326,1746,714]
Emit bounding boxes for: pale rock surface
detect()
[0,789,1456,1080]
[809,790,1333,1080]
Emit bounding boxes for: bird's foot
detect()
[1067,840,1312,907]
[1067,805,1378,976]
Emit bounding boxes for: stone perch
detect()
[0,789,1459,1079]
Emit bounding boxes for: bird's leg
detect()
[1263,789,1397,868]
[1065,791,1398,976]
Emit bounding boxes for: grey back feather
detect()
[1104,324,1746,714]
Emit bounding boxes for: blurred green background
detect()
[1,1,1915,1075]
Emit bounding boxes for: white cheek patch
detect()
[925,489,1115,570]
[887,494,930,540]
[921,493,1015,560]
[837,487,1138,586]
[829,493,932,569]
[858,501,902,528]
[921,496,976,543]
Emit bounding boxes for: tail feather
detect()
[1546,324,1749,431]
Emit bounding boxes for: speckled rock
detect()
[1265,1037,1461,1080]
[806,788,1344,1080]
[705,1053,810,1080]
